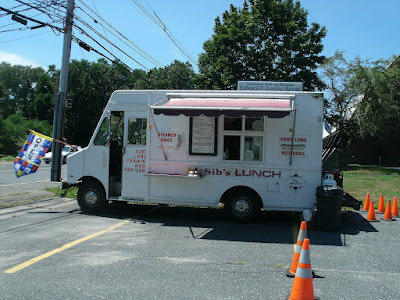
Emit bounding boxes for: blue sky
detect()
[0,0,399,72]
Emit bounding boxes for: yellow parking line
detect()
[4,220,129,274]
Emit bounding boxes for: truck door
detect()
[108,111,124,197]
[121,113,148,200]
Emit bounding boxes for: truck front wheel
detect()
[77,181,107,213]
[224,190,261,223]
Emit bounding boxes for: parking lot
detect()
[0,197,399,299]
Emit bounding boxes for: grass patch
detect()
[0,155,15,162]
[46,187,78,198]
[7,192,30,197]
[344,164,400,175]
[343,165,400,208]
[0,201,29,208]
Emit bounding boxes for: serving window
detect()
[223,117,264,162]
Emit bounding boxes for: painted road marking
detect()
[4,220,129,274]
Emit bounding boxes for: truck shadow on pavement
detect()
[308,211,378,246]
[87,203,379,246]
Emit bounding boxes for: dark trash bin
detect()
[316,186,343,232]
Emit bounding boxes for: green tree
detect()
[196,0,326,90]
[322,52,400,139]
[0,62,46,118]
[33,69,57,122]
[351,56,400,139]
[321,52,400,166]
[320,51,360,168]
[64,59,145,146]
[135,60,195,89]
[0,114,52,155]
[321,51,360,134]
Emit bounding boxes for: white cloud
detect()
[0,51,43,68]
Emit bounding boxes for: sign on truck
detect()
[65,90,324,222]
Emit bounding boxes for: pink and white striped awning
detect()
[151,97,292,118]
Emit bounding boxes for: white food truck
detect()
[65,90,325,222]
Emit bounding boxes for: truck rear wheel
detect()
[77,181,107,213]
[224,190,261,223]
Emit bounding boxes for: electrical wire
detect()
[74,10,162,69]
[72,34,152,85]
[74,22,150,71]
[0,2,152,82]
[0,29,52,43]
[89,0,115,58]
[0,5,64,32]
[77,0,164,68]
[129,0,198,65]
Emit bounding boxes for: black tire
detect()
[224,190,261,223]
[77,181,107,213]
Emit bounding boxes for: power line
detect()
[77,0,164,68]
[0,6,151,84]
[129,0,198,66]
[0,29,51,43]
[72,35,152,85]
[89,0,115,58]
[74,9,163,69]
[0,5,64,32]
[0,11,51,29]
[12,0,61,22]
[73,22,150,71]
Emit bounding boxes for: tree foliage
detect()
[0,63,55,154]
[321,51,400,140]
[0,114,53,155]
[0,58,196,154]
[0,62,48,119]
[135,60,195,89]
[351,57,400,138]
[320,51,360,133]
[196,0,326,90]
[65,59,137,146]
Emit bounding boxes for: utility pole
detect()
[51,0,75,182]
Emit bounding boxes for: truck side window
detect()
[223,117,264,161]
[94,118,108,145]
[128,118,147,145]
[110,113,124,144]
[224,117,242,130]
[245,118,264,131]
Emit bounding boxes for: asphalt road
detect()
[0,197,399,300]
[0,162,64,198]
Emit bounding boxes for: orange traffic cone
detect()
[377,194,385,214]
[382,200,394,221]
[392,197,399,218]
[286,221,307,277]
[367,201,379,222]
[362,193,371,211]
[287,238,319,300]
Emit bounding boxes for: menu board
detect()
[189,116,217,155]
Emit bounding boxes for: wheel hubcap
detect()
[234,199,250,215]
[85,191,98,206]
